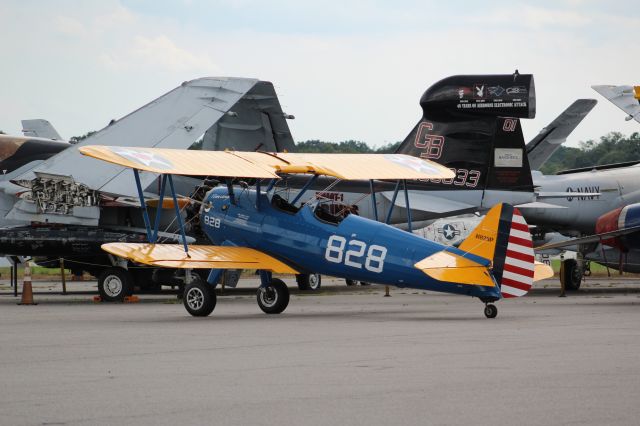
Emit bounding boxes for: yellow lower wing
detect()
[102,243,298,273]
[414,251,495,287]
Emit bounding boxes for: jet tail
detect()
[21,119,63,140]
[395,73,536,193]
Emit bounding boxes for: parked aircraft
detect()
[0,77,300,298]
[408,98,597,260]
[78,145,553,318]
[421,85,640,290]
[521,85,640,288]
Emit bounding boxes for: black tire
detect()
[296,273,321,291]
[562,259,582,291]
[257,278,290,314]
[484,304,498,319]
[345,279,357,286]
[98,267,133,302]
[183,279,216,317]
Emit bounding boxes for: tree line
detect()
[5,126,635,175]
[294,132,640,175]
[539,132,640,174]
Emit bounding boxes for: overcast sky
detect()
[1,0,639,147]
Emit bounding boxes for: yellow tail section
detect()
[414,251,495,287]
[457,204,504,261]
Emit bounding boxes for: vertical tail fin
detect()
[459,204,536,298]
[395,73,535,193]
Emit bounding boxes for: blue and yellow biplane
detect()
[79,146,552,318]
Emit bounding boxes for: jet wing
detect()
[536,224,640,251]
[79,147,456,181]
[526,99,597,170]
[592,85,640,123]
[380,191,476,215]
[15,77,268,197]
[102,243,298,273]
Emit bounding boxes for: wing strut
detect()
[291,174,319,205]
[133,169,154,241]
[385,180,401,224]
[132,169,190,256]
[369,180,378,221]
[403,179,413,233]
[168,174,190,256]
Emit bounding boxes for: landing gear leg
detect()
[484,303,498,319]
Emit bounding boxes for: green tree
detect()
[541,132,640,174]
[70,131,97,144]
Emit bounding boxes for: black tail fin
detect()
[395,73,535,192]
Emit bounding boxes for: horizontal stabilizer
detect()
[101,243,298,273]
[414,250,495,287]
[534,261,554,281]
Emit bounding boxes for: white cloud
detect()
[99,35,220,73]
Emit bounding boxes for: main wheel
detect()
[183,279,216,317]
[484,304,498,319]
[296,273,321,291]
[98,267,133,302]
[257,278,290,314]
[562,259,582,291]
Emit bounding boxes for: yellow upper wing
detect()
[232,152,455,180]
[79,146,279,178]
[102,243,298,273]
[79,146,455,180]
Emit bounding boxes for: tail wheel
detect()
[98,267,133,302]
[183,279,216,317]
[296,273,321,291]
[257,278,290,314]
[484,304,498,319]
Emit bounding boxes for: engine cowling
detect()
[595,203,640,250]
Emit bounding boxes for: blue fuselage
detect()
[201,187,501,299]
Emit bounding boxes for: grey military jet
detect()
[523,85,640,288]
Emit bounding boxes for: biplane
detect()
[79,146,553,318]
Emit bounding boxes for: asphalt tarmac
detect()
[1,277,640,426]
